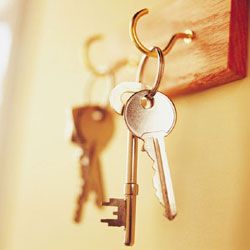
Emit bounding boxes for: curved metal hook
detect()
[130,8,195,57]
[84,35,131,77]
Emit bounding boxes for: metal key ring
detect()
[136,46,164,99]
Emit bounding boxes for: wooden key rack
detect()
[132,0,248,96]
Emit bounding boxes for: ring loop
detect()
[130,8,195,57]
[136,46,164,99]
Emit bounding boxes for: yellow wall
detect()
[1,1,250,250]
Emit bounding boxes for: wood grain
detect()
[135,0,248,96]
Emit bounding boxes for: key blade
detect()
[73,149,93,223]
[143,132,177,220]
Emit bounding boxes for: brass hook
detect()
[84,34,131,77]
[130,8,195,57]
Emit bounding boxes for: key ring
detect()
[136,46,164,99]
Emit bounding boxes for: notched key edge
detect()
[142,134,177,220]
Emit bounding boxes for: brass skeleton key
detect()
[71,105,114,222]
[101,81,143,245]
[101,132,138,246]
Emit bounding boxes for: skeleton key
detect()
[100,82,144,245]
[71,105,114,222]
[101,131,138,246]
[124,90,177,220]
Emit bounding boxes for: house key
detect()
[71,105,114,222]
[124,90,177,220]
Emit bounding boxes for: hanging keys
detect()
[124,90,177,219]
[71,105,114,222]
[100,8,194,245]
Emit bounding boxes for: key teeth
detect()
[100,198,126,227]
[142,135,177,221]
[100,219,124,227]
[101,198,123,207]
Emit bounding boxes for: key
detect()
[101,132,138,246]
[109,81,145,114]
[103,81,145,245]
[101,82,143,245]
[123,90,177,220]
[71,105,114,222]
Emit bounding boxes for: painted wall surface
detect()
[0,1,250,250]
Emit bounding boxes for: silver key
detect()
[123,90,177,220]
